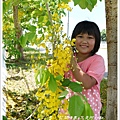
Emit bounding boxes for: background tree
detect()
[105,0,117,120]
[13,5,24,60]
[101,29,106,41]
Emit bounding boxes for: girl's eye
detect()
[77,35,83,38]
[88,36,94,39]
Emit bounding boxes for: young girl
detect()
[65,20,105,120]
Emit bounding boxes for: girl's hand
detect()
[70,53,78,70]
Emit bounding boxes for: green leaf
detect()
[55,75,63,80]
[69,82,82,92]
[46,20,51,26]
[3,2,6,15]
[48,74,57,92]
[38,67,44,84]
[86,0,92,5]
[87,4,93,11]
[3,0,12,14]
[58,86,65,91]
[35,70,40,85]
[13,0,21,6]
[86,0,97,11]
[27,32,37,42]
[81,102,94,118]
[81,94,88,102]
[68,95,85,117]
[3,116,8,120]
[61,0,70,4]
[62,79,71,87]
[90,0,97,6]
[19,35,28,48]
[32,9,46,18]
[73,0,80,6]
[86,0,97,6]
[44,0,49,3]
[20,32,37,47]
[38,29,42,34]
[41,69,50,85]
[58,90,68,100]
[36,67,50,85]
[28,25,36,32]
[78,0,88,9]
[77,0,97,11]
[38,16,44,22]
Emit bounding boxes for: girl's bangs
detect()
[79,26,96,36]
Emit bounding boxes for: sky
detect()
[62,0,106,37]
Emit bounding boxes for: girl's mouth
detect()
[80,45,88,48]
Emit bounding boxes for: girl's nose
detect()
[82,38,88,43]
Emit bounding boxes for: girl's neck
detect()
[76,52,91,63]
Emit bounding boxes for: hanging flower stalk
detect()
[34,1,94,120]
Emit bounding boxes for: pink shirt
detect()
[65,54,105,120]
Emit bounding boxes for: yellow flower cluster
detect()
[71,38,76,46]
[51,24,63,34]
[3,23,14,32]
[37,42,50,54]
[18,10,25,21]
[57,99,69,120]
[46,38,76,77]
[52,13,59,21]
[36,82,69,120]
[58,2,72,11]
[47,42,72,77]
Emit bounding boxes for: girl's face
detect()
[75,33,95,55]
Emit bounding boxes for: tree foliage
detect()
[101,29,106,41]
[3,0,100,60]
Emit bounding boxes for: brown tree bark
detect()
[13,5,24,60]
[105,0,117,120]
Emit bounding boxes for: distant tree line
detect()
[101,29,106,41]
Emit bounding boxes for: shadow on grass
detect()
[7,76,24,81]
[4,88,39,120]
[4,47,42,120]
[5,47,45,70]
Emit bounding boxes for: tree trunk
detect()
[13,6,24,60]
[105,0,117,120]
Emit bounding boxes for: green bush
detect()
[100,78,107,120]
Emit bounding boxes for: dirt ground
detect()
[3,60,39,120]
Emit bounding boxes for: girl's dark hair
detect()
[71,20,101,56]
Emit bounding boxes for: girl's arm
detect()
[70,56,97,89]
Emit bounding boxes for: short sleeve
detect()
[86,55,105,85]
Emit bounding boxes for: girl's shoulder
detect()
[77,54,104,65]
[87,54,104,63]
[90,54,104,60]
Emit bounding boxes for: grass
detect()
[4,47,40,120]
[100,78,107,120]
[3,47,107,120]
